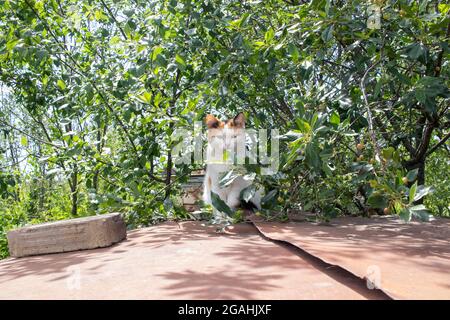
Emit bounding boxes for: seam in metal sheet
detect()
[250,222,393,300]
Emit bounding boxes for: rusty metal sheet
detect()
[252,216,450,300]
[0,221,382,299]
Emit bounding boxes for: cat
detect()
[203,112,262,211]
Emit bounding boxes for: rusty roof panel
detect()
[0,221,378,300]
[252,216,450,300]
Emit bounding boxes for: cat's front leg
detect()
[211,185,228,206]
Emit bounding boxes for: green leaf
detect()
[393,200,404,214]
[152,46,163,61]
[409,205,432,222]
[413,185,433,202]
[219,170,239,188]
[399,208,411,222]
[288,43,300,62]
[409,204,426,211]
[325,0,331,15]
[281,130,303,141]
[305,143,321,170]
[367,193,389,209]
[310,0,327,10]
[329,110,340,125]
[438,3,450,14]
[374,79,382,98]
[6,39,19,52]
[404,43,426,60]
[406,168,419,182]
[137,91,152,104]
[240,185,256,203]
[415,89,427,104]
[409,181,417,204]
[85,83,94,102]
[261,189,277,206]
[94,10,108,21]
[211,191,234,216]
[175,54,186,70]
[381,147,395,160]
[321,25,334,42]
[20,136,28,147]
[414,77,449,112]
[295,118,311,133]
[322,162,334,176]
[153,92,162,107]
[264,28,274,42]
[230,12,251,28]
[57,79,66,90]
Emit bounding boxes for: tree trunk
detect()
[417,161,425,186]
[165,149,172,199]
[71,189,78,216]
[93,127,101,192]
[405,159,426,204]
[70,164,78,216]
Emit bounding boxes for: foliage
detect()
[425,148,450,216]
[199,0,449,222]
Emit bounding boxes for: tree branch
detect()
[414,120,437,160]
[426,131,450,157]
[100,0,128,40]
[360,59,383,165]
[0,119,63,149]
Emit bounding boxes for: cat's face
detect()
[205,113,246,157]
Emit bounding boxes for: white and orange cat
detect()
[203,112,261,211]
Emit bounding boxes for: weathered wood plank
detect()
[7,213,127,258]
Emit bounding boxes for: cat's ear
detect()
[205,114,221,128]
[233,112,245,128]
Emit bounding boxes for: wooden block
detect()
[7,213,127,258]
